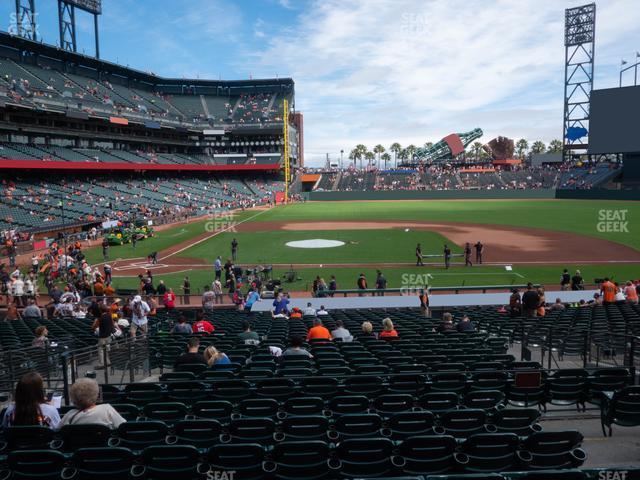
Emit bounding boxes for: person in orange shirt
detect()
[307,318,331,341]
[289,307,303,319]
[625,281,639,304]
[379,318,398,338]
[93,280,105,296]
[600,278,616,305]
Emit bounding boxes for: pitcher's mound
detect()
[286,239,345,249]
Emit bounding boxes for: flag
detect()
[621,59,628,66]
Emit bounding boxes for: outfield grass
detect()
[254,200,640,250]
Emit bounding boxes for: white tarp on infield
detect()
[285,239,345,248]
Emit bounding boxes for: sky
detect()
[2,0,640,166]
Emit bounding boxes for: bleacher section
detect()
[1,304,639,478]
[0,55,289,127]
[0,174,283,231]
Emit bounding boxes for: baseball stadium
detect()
[0,1,640,480]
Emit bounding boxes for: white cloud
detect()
[247,0,640,165]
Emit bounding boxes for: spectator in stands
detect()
[192,313,215,334]
[560,269,571,291]
[31,326,49,349]
[361,321,375,338]
[244,288,260,312]
[23,298,41,318]
[593,293,603,306]
[379,318,398,338]
[331,320,353,342]
[272,293,290,318]
[419,287,430,318]
[2,372,60,429]
[307,318,331,341]
[156,280,167,302]
[625,281,639,304]
[600,278,616,305]
[303,302,316,317]
[317,305,329,316]
[522,283,540,318]
[238,321,260,345]
[202,285,216,312]
[457,315,476,333]
[549,298,566,311]
[130,295,151,337]
[357,273,367,296]
[537,288,547,317]
[59,378,125,429]
[204,346,231,366]
[509,289,522,317]
[171,316,192,334]
[93,303,115,368]
[437,312,455,333]
[174,337,207,368]
[212,278,223,304]
[571,270,584,290]
[283,336,312,358]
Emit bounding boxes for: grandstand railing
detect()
[328,284,541,297]
[518,324,639,372]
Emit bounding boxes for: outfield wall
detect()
[307,189,557,201]
[306,189,640,201]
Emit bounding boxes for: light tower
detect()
[58,0,102,58]
[562,3,596,162]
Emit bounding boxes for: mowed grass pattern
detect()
[254,200,640,251]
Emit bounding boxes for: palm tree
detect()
[390,143,401,168]
[348,148,357,167]
[381,152,391,169]
[471,141,484,161]
[515,139,529,160]
[354,144,367,169]
[423,141,434,150]
[406,144,417,163]
[365,151,375,168]
[548,139,563,153]
[398,148,409,165]
[531,141,546,154]
[373,144,385,169]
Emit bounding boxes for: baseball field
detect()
[87,199,640,294]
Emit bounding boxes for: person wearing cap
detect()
[130,295,150,337]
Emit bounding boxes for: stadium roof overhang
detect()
[0,159,281,173]
[0,32,294,90]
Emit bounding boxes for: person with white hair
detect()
[130,295,150,337]
[58,378,125,429]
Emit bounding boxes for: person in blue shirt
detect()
[244,288,260,312]
[204,346,231,366]
[272,293,290,317]
[214,256,222,281]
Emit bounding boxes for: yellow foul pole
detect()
[283,98,290,203]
